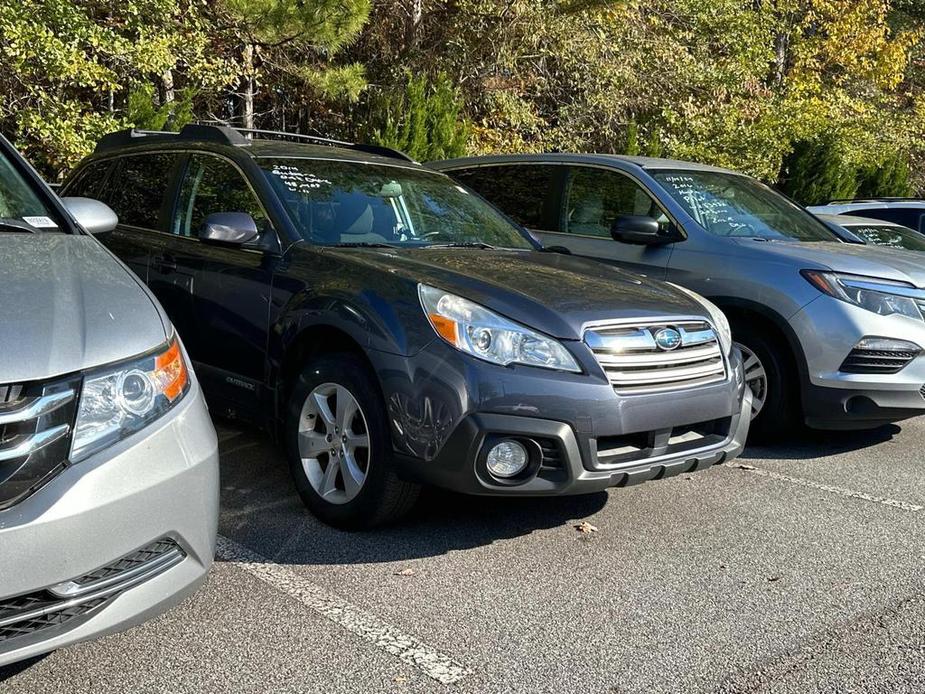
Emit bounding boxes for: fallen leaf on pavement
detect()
[575,521,599,534]
[394,568,415,576]
[735,464,757,470]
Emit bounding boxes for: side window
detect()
[63,161,113,199]
[450,165,555,229]
[174,154,268,238]
[563,167,666,237]
[106,154,178,230]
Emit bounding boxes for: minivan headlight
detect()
[419,284,581,372]
[71,336,190,462]
[802,271,924,321]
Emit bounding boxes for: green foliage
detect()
[779,136,859,205]
[126,85,197,131]
[857,154,913,198]
[367,73,469,161]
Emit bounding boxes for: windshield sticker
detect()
[22,216,57,228]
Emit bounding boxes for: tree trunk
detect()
[405,0,423,50]
[242,43,256,129]
[161,68,175,104]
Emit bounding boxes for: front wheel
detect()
[286,353,420,529]
[731,323,800,441]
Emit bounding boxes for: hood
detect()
[0,235,168,382]
[732,239,925,287]
[326,248,708,339]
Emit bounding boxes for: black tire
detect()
[286,353,420,529]
[731,321,801,442]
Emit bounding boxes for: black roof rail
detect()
[94,124,248,153]
[232,127,417,163]
[94,123,416,163]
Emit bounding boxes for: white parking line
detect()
[215,535,472,685]
[724,463,924,513]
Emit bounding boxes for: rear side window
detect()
[449,165,555,229]
[104,154,179,230]
[64,161,113,199]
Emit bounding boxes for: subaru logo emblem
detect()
[654,327,682,351]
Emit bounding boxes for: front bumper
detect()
[379,340,750,496]
[0,379,219,667]
[790,295,925,428]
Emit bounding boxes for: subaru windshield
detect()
[652,170,837,242]
[260,158,535,249]
[0,146,64,233]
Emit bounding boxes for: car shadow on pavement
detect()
[214,420,609,565]
[0,655,48,682]
[740,423,901,461]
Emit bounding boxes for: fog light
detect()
[485,440,528,478]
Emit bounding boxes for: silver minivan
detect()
[432,154,925,438]
[0,135,218,666]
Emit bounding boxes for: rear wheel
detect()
[731,322,800,441]
[286,353,420,529]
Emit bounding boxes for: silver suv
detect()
[432,154,925,438]
[0,135,218,666]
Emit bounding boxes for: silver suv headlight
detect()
[802,271,924,321]
[666,283,733,354]
[419,284,581,372]
[71,336,191,462]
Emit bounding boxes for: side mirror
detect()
[610,214,668,246]
[201,212,259,245]
[61,197,118,234]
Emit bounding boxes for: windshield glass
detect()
[0,147,63,232]
[260,158,535,249]
[652,170,837,242]
[848,223,925,252]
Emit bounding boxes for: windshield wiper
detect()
[427,241,497,249]
[0,219,39,233]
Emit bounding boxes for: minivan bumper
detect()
[381,341,750,495]
[790,295,925,429]
[0,380,218,667]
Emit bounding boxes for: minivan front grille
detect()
[0,378,79,511]
[584,320,727,394]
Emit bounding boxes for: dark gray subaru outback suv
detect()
[63,125,750,527]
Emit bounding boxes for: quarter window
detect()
[563,167,665,237]
[174,154,268,238]
[450,165,556,229]
[105,154,178,230]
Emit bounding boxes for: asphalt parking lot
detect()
[4,417,925,694]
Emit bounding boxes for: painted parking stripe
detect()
[724,463,924,513]
[215,535,472,685]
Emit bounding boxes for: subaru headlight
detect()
[71,336,191,461]
[419,284,581,372]
[802,271,924,321]
[667,283,732,354]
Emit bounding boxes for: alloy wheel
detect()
[736,342,768,420]
[297,382,370,504]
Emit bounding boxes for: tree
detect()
[210,0,371,129]
[366,72,469,160]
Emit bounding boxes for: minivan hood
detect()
[732,239,925,286]
[327,248,708,339]
[0,235,168,382]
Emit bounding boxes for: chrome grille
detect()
[585,320,727,394]
[0,379,78,511]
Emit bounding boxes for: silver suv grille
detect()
[585,320,727,394]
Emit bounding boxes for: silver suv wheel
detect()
[297,382,370,504]
[736,342,767,420]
